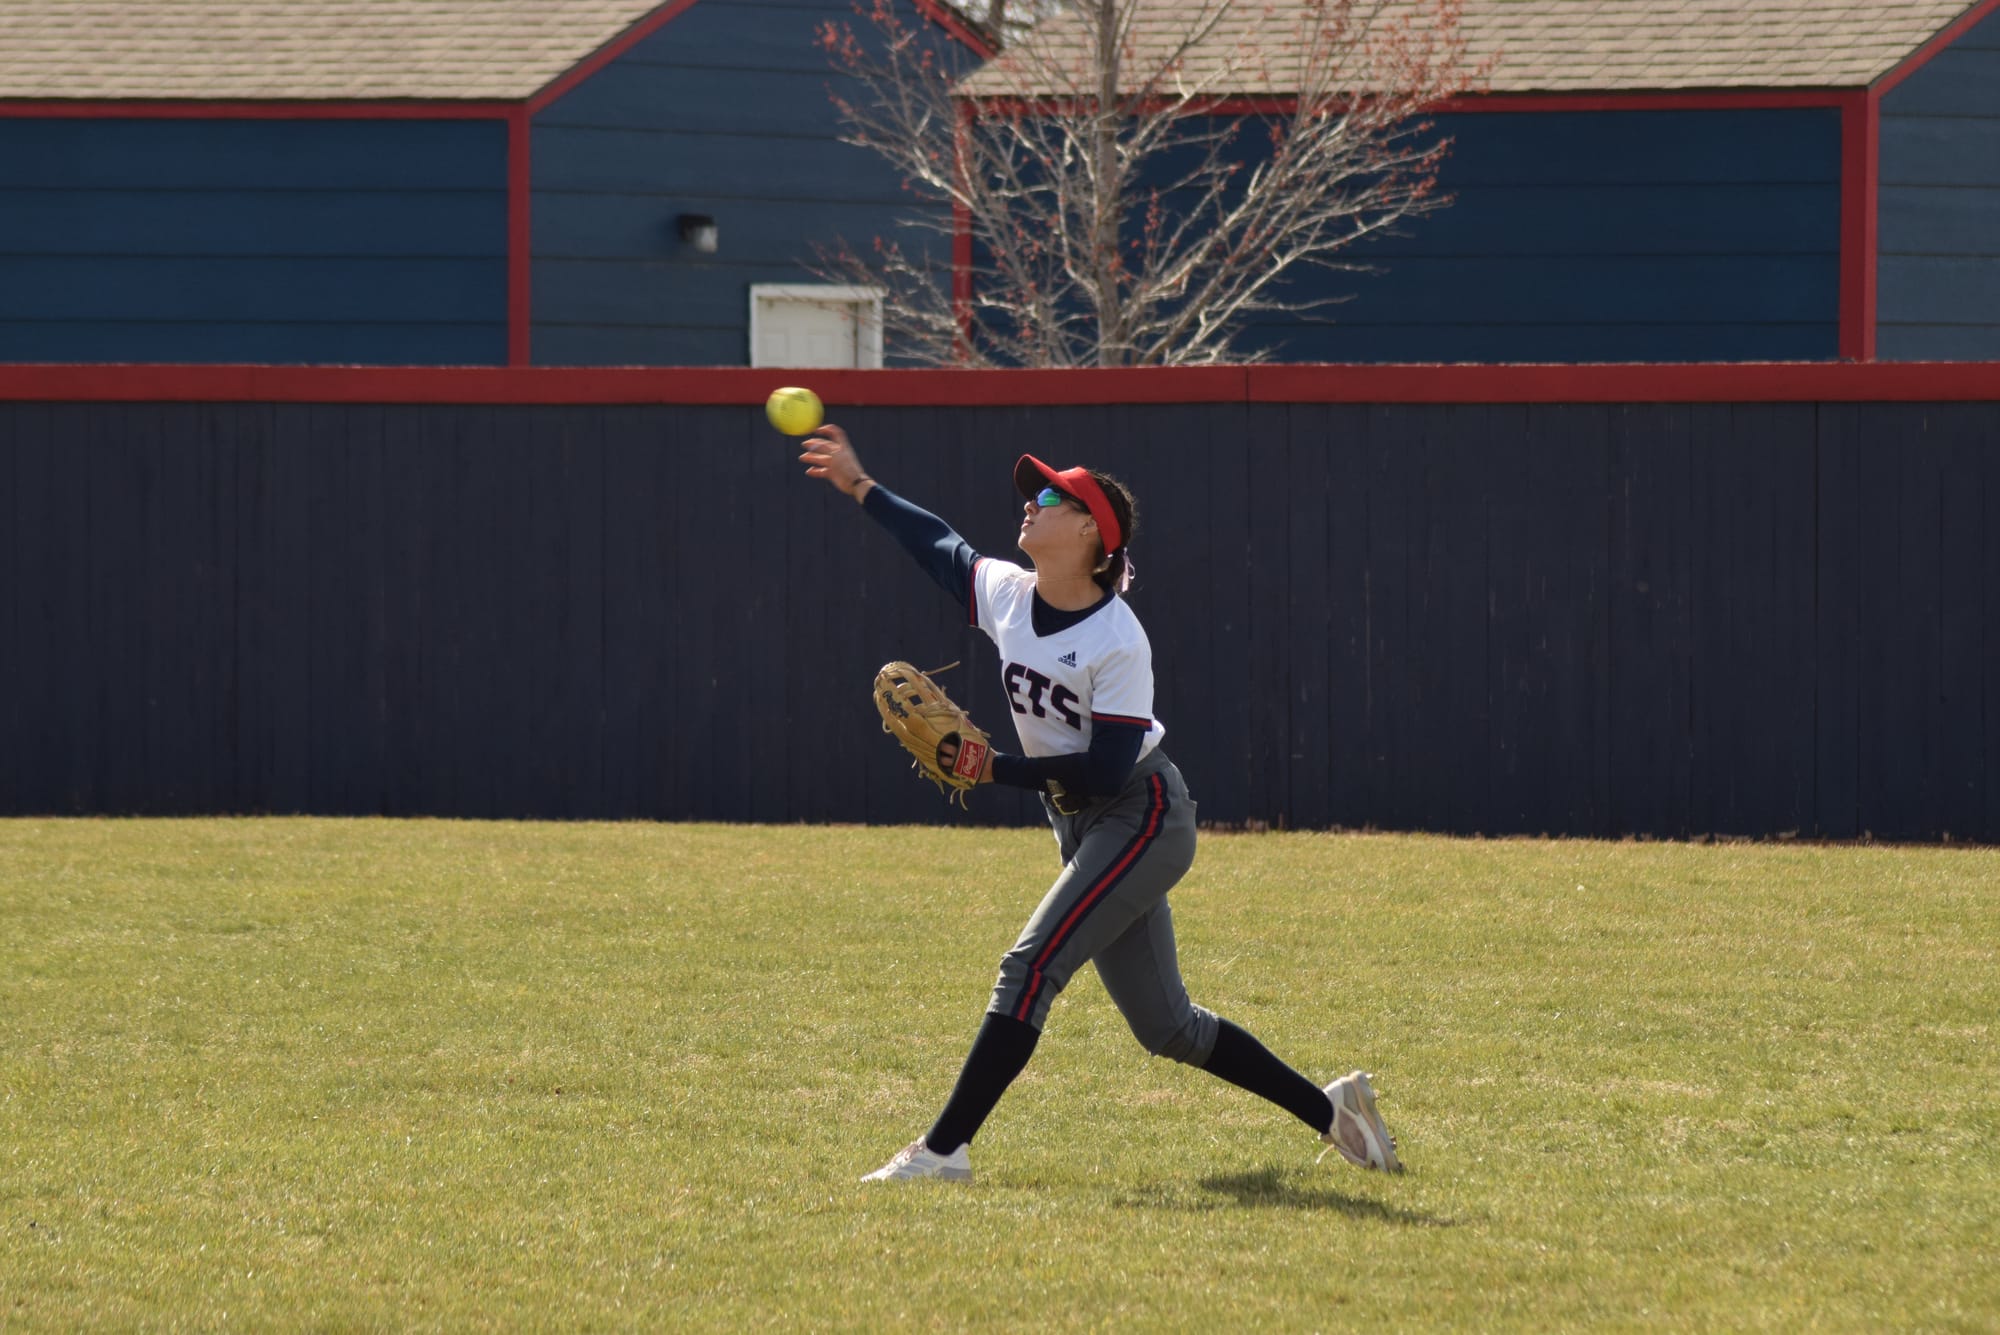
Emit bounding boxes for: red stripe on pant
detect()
[1013,773,1168,1023]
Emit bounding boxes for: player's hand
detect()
[937,735,993,784]
[800,424,873,501]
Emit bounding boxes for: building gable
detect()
[1877,4,2000,359]
[529,0,978,365]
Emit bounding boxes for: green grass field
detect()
[2,819,1995,1330]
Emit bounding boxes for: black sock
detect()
[925,1012,1041,1155]
[1200,1018,1333,1134]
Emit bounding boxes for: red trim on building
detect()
[527,0,703,114]
[912,0,998,59]
[1862,89,1881,363]
[526,0,990,115]
[508,107,534,367]
[963,89,1854,118]
[4,362,1999,405]
[0,99,513,119]
[1838,91,1881,363]
[1874,0,2000,98]
[1430,90,1850,114]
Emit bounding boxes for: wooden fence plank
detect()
[1933,405,1987,843]
[1281,404,1333,831]
[1813,404,1862,837]
[1607,403,1694,837]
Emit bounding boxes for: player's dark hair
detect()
[1087,470,1137,593]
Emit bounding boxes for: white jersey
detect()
[971,557,1165,760]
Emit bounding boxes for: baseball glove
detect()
[873,660,992,806]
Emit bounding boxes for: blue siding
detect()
[1247,322,1836,365]
[531,0,969,366]
[0,321,505,364]
[1880,9,2000,361]
[0,119,504,189]
[0,188,503,256]
[0,119,507,365]
[1242,108,1842,364]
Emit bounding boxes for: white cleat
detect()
[861,1137,973,1183]
[1320,1070,1403,1173]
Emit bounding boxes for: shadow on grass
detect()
[1116,1166,1459,1227]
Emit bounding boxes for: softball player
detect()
[800,424,1400,1183]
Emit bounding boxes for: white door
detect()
[749,285,884,368]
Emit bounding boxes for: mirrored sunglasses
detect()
[1034,486,1076,510]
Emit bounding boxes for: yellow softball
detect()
[765,386,824,436]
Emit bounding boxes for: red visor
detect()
[1014,455,1123,554]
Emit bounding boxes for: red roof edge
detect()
[912,0,999,60]
[528,0,704,114]
[530,0,994,116]
[1874,0,2000,98]
[963,89,1851,115]
[0,100,514,119]
[1432,90,1850,113]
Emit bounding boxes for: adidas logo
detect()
[1057,651,1078,668]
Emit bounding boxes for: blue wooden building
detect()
[962,0,2000,365]
[0,0,988,367]
[2,0,1997,366]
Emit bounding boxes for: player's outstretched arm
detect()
[800,424,981,606]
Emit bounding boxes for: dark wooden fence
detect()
[3,396,1995,839]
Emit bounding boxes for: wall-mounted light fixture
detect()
[676,213,718,254]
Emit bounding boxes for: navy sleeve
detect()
[860,484,979,606]
[988,722,1147,801]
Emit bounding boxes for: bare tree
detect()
[813,0,1486,367]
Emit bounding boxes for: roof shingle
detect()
[0,0,1980,102]
[959,0,1980,97]
[0,1,668,100]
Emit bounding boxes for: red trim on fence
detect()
[508,107,533,367]
[0,100,513,119]
[1874,0,2000,98]
[4,362,1999,406]
[1838,91,1881,362]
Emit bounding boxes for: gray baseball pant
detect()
[988,748,1220,1066]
